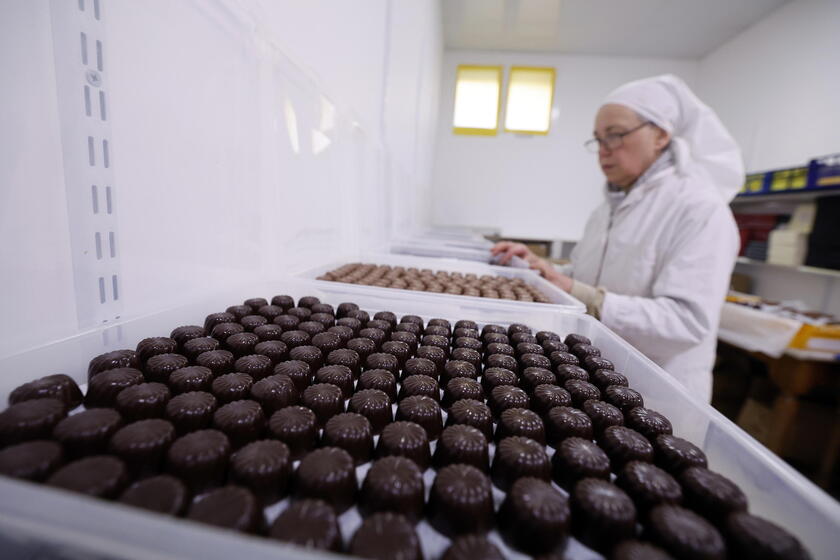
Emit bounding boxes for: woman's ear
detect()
[654,127,671,151]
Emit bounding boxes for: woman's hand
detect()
[491,242,574,292]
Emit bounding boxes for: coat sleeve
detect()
[599,201,738,351]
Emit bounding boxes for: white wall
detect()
[431,50,698,240]
[696,0,840,172]
[0,0,442,357]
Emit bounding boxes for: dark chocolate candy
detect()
[314,365,354,399]
[280,329,311,349]
[268,499,342,552]
[481,324,506,337]
[295,446,357,512]
[273,314,301,332]
[564,379,601,406]
[241,315,269,332]
[165,391,218,434]
[245,297,269,311]
[226,305,253,320]
[229,439,291,503]
[326,348,361,377]
[115,382,171,421]
[552,437,611,488]
[108,418,176,476]
[442,377,484,408]
[348,389,393,434]
[311,332,341,355]
[288,345,324,371]
[85,368,144,408]
[256,304,285,321]
[187,485,262,533]
[582,399,624,435]
[253,340,288,364]
[541,339,569,355]
[434,423,489,471]
[591,369,629,391]
[616,461,682,513]
[212,399,265,447]
[571,478,637,552]
[555,364,589,383]
[349,512,422,560]
[491,435,551,491]
[416,345,447,375]
[531,384,572,416]
[0,440,63,481]
[234,354,273,380]
[399,374,440,402]
[396,395,442,440]
[376,421,431,470]
[428,463,495,536]
[357,369,397,401]
[211,372,254,404]
[564,333,591,347]
[611,540,674,560]
[583,355,614,372]
[680,466,748,522]
[271,295,296,311]
[195,349,235,377]
[347,337,376,362]
[301,383,344,426]
[298,320,326,337]
[521,367,557,393]
[52,407,122,457]
[0,398,67,447]
[446,398,493,441]
[88,349,139,381]
[360,456,424,522]
[647,505,725,560]
[516,342,544,357]
[166,429,231,492]
[499,476,570,555]
[442,535,505,560]
[489,385,529,417]
[600,425,656,470]
[9,374,83,410]
[47,455,128,498]
[654,434,708,474]
[508,323,531,336]
[725,511,810,560]
[549,351,580,369]
[145,353,189,383]
[359,327,387,350]
[272,360,311,393]
[322,412,374,464]
[497,407,546,444]
[210,322,245,341]
[267,405,318,460]
[605,385,645,412]
[183,337,220,362]
[168,366,213,394]
[545,406,593,447]
[520,353,552,372]
[482,367,518,392]
[169,326,206,350]
[119,475,187,516]
[402,357,438,381]
[626,407,673,441]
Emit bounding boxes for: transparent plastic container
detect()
[295,253,586,314]
[1,279,838,559]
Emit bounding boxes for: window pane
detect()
[453,65,502,135]
[504,67,555,134]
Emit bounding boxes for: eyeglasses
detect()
[584,121,652,153]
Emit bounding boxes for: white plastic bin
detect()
[295,253,586,314]
[0,279,837,559]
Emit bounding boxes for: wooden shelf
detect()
[735,256,840,279]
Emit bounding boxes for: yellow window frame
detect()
[504,66,556,135]
[452,64,503,136]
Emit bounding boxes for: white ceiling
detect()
[442,0,789,58]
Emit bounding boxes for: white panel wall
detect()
[0,0,442,358]
[696,0,840,172]
[431,50,698,240]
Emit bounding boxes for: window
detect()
[452,65,503,135]
[504,66,555,134]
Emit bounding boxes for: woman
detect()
[492,75,743,403]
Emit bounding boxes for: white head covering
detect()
[604,74,744,201]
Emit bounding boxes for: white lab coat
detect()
[569,160,739,403]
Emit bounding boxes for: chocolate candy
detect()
[229,439,291,503]
[326,348,361,377]
[442,377,484,408]
[168,366,213,394]
[442,535,505,560]
[9,374,83,410]
[572,344,601,360]
[488,385,529,417]
[211,373,254,404]
[347,337,376,361]
[322,412,374,464]
[119,475,187,515]
[272,295,296,311]
[582,399,624,435]
[357,369,397,401]
[267,406,317,460]
[115,382,171,421]
[654,434,708,474]
[520,353,552,371]
[47,455,128,498]
[288,345,323,371]
[165,391,217,434]
[211,322,245,341]
[521,367,556,393]
[591,369,629,391]
[551,437,610,488]
[647,505,725,560]
[85,368,144,408]
[314,365,354,399]
[680,466,748,522]
[396,395,442,440]
[486,353,518,373]
[499,477,570,555]
[364,352,398,375]
[482,367,518,392]
[257,304,285,321]
[564,379,601,406]
[545,406,593,446]
[434,424,489,471]
[531,384,572,416]
[0,398,67,446]
[442,360,478,384]
[725,511,810,560]
[245,297,270,311]
[571,478,637,552]
[555,364,589,383]
[605,385,644,412]
[0,440,63,481]
[360,456,424,522]
[541,339,568,355]
[402,357,438,381]
[195,349,235,377]
[88,349,139,381]
[496,407,545,444]
[428,463,495,537]
[626,407,673,441]
[52,407,122,457]
[187,486,262,533]
[234,354,273,380]
[166,429,230,492]
[301,383,344,427]
[446,399,493,441]
[145,353,189,383]
[348,389,392,433]
[583,355,614,372]
[549,351,580,369]
[616,460,682,513]
[108,418,176,476]
[212,400,265,447]
[376,421,431,470]
[226,305,252,320]
[600,425,655,470]
[269,499,342,552]
[611,540,673,560]
[250,374,298,415]
[312,332,341,355]
[399,374,440,402]
[273,360,311,393]
[360,328,387,351]
[241,315,269,333]
[349,512,422,560]
[564,333,591,347]
[280,329,310,349]
[183,337,220,361]
[295,447,356,513]
[491,436,551,491]
[416,345,447,375]
[169,326,206,350]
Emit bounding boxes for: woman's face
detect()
[594,103,670,188]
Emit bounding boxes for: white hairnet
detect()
[604,74,744,201]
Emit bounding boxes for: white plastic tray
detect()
[296,253,586,314]
[388,239,495,262]
[1,280,837,560]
